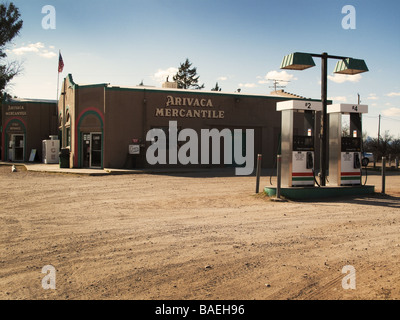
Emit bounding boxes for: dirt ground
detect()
[0,165,399,300]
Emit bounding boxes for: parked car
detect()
[362,152,374,166]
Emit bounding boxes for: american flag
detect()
[58,52,64,73]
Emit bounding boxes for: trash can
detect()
[59,148,70,168]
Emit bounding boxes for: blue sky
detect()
[4,0,400,137]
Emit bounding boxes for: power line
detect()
[381,116,400,122]
[363,115,379,119]
[362,115,400,122]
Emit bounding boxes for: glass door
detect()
[82,133,102,168]
[12,135,25,162]
[90,133,102,168]
[82,133,91,168]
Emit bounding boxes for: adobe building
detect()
[57,74,322,172]
[1,98,58,162]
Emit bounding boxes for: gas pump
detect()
[277,100,322,187]
[328,104,368,186]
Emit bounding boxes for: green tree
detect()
[390,138,400,158]
[173,58,205,90]
[0,2,23,96]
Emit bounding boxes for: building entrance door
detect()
[90,133,102,168]
[9,134,25,162]
[82,133,102,168]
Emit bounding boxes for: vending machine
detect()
[328,104,368,186]
[277,100,322,187]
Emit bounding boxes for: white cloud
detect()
[7,42,56,59]
[328,73,362,84]
[387,92,400,97]
[9,42,44,55]
[153,67,178,83]
[217,76,228,81]
[239,83,257,88]
[367,93,379,100]
[382,107,400,117]
[329,96,347,103]
[39,50,57,59]
[258,70,297,84]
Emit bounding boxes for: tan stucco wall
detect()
[59,74,322,170]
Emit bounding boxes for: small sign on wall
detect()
[129,145,140,155]
[29,149,37,162]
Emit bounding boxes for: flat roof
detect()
[65,73,323,102]
[5,98,57,104]
[104,84,323,102]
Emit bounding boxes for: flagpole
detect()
[57,50,61,123]
[57,50,60,100]
[58,50,66,149]
[57,71,60,101]
[57,50,65,150]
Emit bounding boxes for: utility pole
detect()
[378,114,381,145]
[377,114,381,167]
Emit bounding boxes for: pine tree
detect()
[0,2,23,95]
[211,82,221,91]
[173,58,205,90]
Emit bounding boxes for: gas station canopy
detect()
[276,100,322,112]
[327,104,368,114]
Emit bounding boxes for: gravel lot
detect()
[1,165,399,300]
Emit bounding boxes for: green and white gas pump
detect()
[328,104,368,186]
[277,100,322,187]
